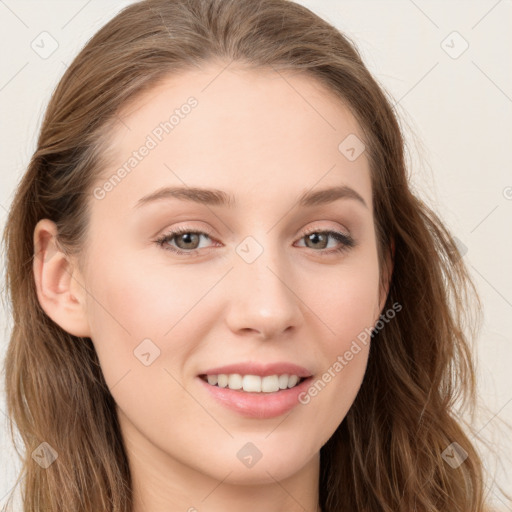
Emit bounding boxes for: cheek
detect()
[310,252,381,349]
[83,252,210,433]
[298,269,376,431]
[298,249,379,408]
[83,248,200,385]
[86,243,208,334]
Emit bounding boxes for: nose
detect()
[223,241,304,340]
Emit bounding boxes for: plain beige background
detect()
[1,0,511,508]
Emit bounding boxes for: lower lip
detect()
[196,376,313,419]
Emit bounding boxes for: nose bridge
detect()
[224,232,303,338]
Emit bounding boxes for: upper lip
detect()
[199,362,313,378]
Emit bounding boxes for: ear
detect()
[377,237,394,314]
[33,219,91,337]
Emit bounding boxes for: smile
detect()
[197,374,314,419]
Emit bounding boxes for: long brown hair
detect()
[1,0,504,510]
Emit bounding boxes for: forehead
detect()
[94,63,372,216]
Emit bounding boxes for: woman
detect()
[1,0,503,510]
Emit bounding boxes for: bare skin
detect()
[33,61,391,512]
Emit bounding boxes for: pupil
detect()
[179,233,197,248]
[308,233,326,249]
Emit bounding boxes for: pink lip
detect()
[199,361,313,378]
[197,375,313,419]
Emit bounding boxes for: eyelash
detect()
[154,225,355,257]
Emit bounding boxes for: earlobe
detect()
[33,219,91,338]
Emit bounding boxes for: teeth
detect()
[203,373,304,392]
[228,374,243,390]
[278,374,289,389]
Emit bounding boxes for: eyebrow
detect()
[134,184,368,210]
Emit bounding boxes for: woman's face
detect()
[54,63,389,495]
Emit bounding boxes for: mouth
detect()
[197,373,314,419]
[198,373,308,393]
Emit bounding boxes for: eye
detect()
[155,226,216,255]
[155,226,355,256]
[295,228,355,255]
